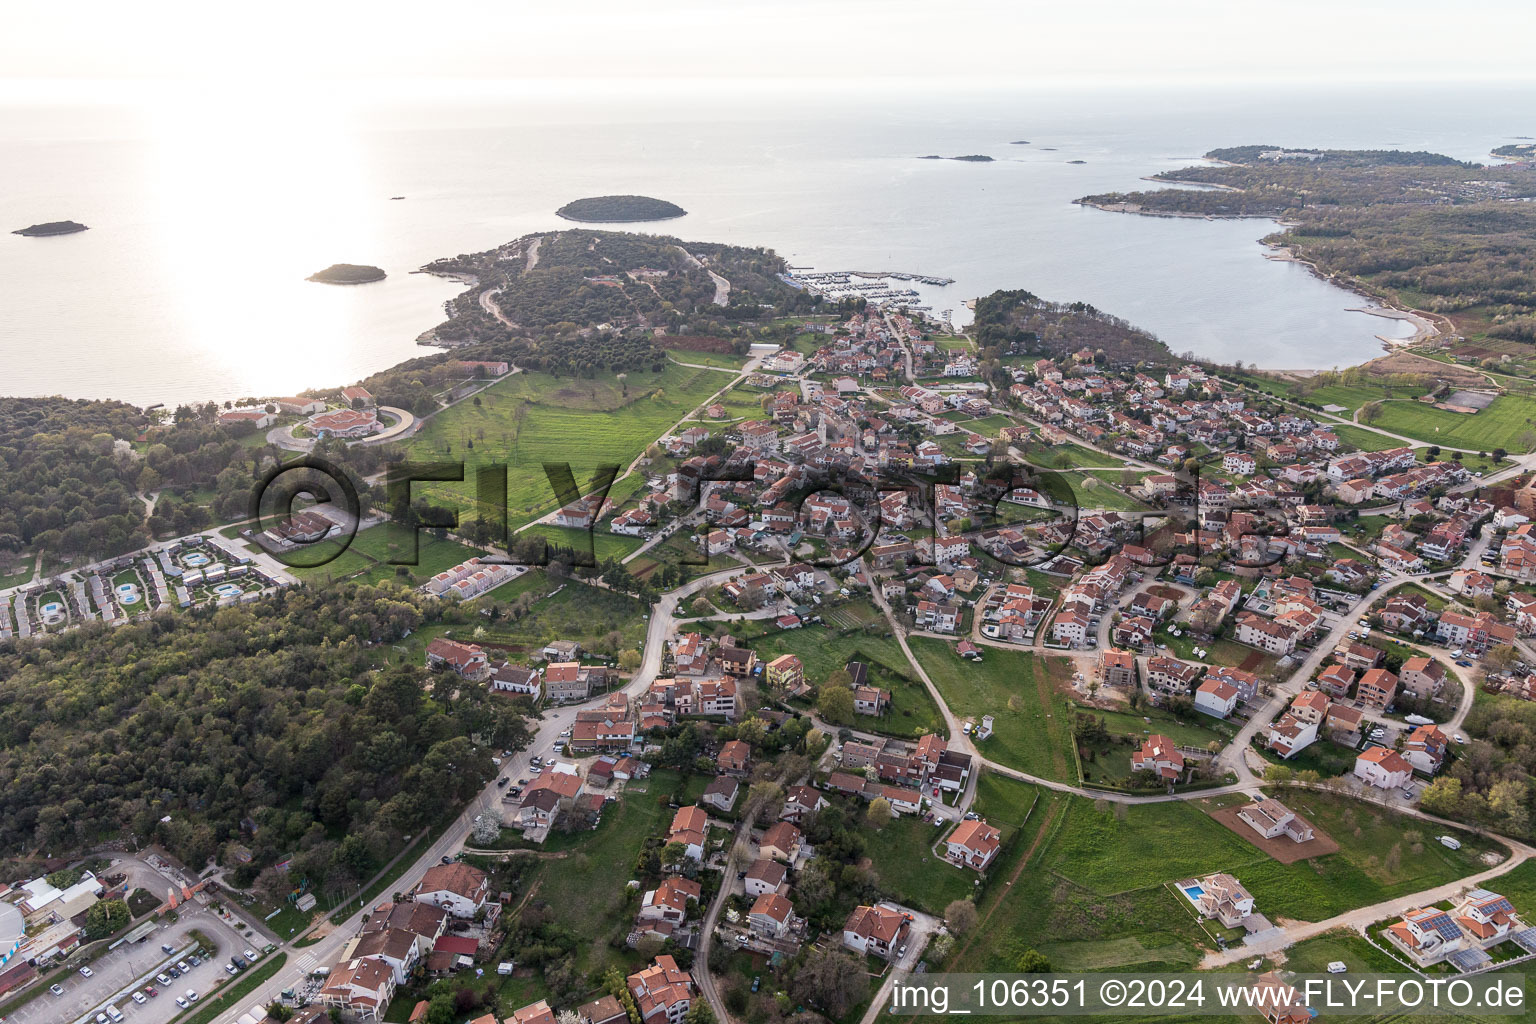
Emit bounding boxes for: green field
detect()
[397,363,725,531]
[945,785,1509,981]
[1236,789,1503,922]
[289,528,489,588]
[749,618,947,739]
[1058,472,1150,512]
[1370,393,1536,452]
[479,579,650,651]
[909,638,1075,783]
[862,812,979,914]
[510,769,697,975]
[1014,440,1124,469]
[1330,422,1410,453]
[665,348,750,370]
[522,524,647,564]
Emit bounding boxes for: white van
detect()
[106,1007,125,1023]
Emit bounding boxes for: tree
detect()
[84,898,130,940]
[1419,776,1464,818]
[945,898,979,935]
[1360,400,1384,425]
[683,1001,716,1024]
[471,810,502,845]
[817,685,855,725]
[866,798,892,829]
[618,648,643,672]
[791,948,870,1018]
[1015,949,1052,972]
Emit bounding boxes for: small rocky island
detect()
[307,263,387,284]
[12,220,89,237]
[918,154,994,162]
[556,195,687,222]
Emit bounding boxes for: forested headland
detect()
[1076,145,1536,348]
[414,229,823,376]
[971,288,1175,367]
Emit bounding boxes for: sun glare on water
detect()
[140,87,387,400]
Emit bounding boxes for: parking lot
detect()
[5,907,250,1024]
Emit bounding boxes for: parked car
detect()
[161,943,176,954]
[176,997,189,1009]
[157,973,172,986]
[243,949,258,962]
[50,985,65,997]
[132,991,147,1004]
[79,966,94,978]
[145,986,159,998]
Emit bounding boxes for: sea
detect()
[3,79,1534,408]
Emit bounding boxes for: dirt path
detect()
[951,799,1063,967]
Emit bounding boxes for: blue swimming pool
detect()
[1180,884,1205,903]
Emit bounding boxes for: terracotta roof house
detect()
[667,806,709,861]
[759,822,803,863]
[944,819,1002,871]
[627,955,696,1024]
[717,740,750,775]
[413,863,490,919]
[842,904,911,960]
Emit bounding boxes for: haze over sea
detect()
[3,80,1533,408]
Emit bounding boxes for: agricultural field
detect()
[909,638,1076,783]
[396,363,725,532]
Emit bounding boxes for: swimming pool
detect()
[182,552,211,568]
[1180,884,1205,904]
[115,582,141,604]
[213,583,243,597]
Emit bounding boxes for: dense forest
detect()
[971,289,1174,366]
[1077,146,1536,328]
[0,397,149,560]
[0,584,528,893]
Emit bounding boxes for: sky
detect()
[3,0,1535,100]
